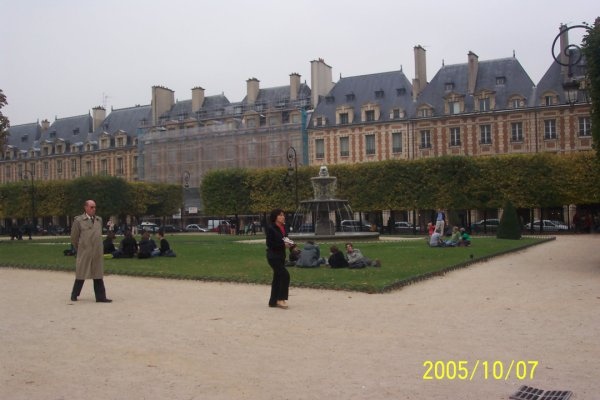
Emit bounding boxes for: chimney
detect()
[41,119,50,132]
[558,24,570,79]
[412,45,427,100]
[290,73,301,101]
[310,58,333,107]
[152,86,175,125]
[191,86,205,112]
[467,51,479,95]
[246,78,260,105]
[91,106,106,131]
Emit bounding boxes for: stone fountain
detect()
[288,166,379,241]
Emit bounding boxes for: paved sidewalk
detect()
[1,235,599,400]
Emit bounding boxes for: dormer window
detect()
[375,89,384,99]
[496,76,506,85]
[21,135,28,142]
[346,93,355,102]
[390,108,405,119]
[418,106,433,118]
[396,88,406,96]
[72,128,79,135]
[445,82,455,91]
[479,97,490,111]
[449,101,460,114]
[325,95,335,104]
[340,113,349,124]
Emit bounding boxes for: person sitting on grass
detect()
[345,242,381,268]
[138,231,158,259]
[295,240,326,268]
[444,226,461,247]
[158,229,176,257]
[103,231,117,255]
[429,228,445,247]
[113,229,137,258]
[328,245,348,268]
[286,243,301,266]
[458,228,472,247]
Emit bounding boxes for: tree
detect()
[0,89,9,150]
[496,200,522,240]
[583,17,600,157]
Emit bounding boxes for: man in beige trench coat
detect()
[70,199,112,303]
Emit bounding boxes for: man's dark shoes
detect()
[96,298,113,303]
[70,295,77,301]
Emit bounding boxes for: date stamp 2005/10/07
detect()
[423,360,539,381]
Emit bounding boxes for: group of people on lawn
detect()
[287,241,381,269]
[103,229,176,258]
[427,209,471,248]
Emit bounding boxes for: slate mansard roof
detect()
[416,57,536,113]
[95,105,152,136]
[312,70,415,124]
[5,122,41,153]
[40,114,93,148]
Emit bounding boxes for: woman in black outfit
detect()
[266,208,292,309]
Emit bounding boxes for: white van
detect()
[138,222,159,233]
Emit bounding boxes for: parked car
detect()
[340,220,372,232]
[160,224,182,233]
[524,220,569,232]
[393,221,421,234]
[471,218,501,232]
[185,224,210,232]
[138,222,159,233]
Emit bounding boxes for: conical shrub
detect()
[497,200,522,240]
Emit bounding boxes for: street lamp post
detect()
[287,146,298,210]
[181,170,190,231]
[551,23,591,106]
[21,170,36,235]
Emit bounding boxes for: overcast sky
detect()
[1,0,598,126]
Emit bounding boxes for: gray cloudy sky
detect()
[1,0,598,126]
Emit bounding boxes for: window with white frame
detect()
[420,130,431,148]
[480,124,492,144]
[511,122,523,142]
[365,134,376,155]
[449,101,460,114]
[479,97,490,111]
[365,110,375,122]
[71,159,77,173]
[450,127,461,146]
[85,160,92,176]
[101,159,108,175]
[392,131,402,153]
[579,117,591,136]
[340,137,349,157]
[544,119,557,139]
[116,158,124,175]
[315,139,325,159]
[43,161,49,177]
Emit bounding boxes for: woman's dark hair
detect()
[269,208,285,224]
[330,245,339,253]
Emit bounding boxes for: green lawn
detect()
[0,233,552,293]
